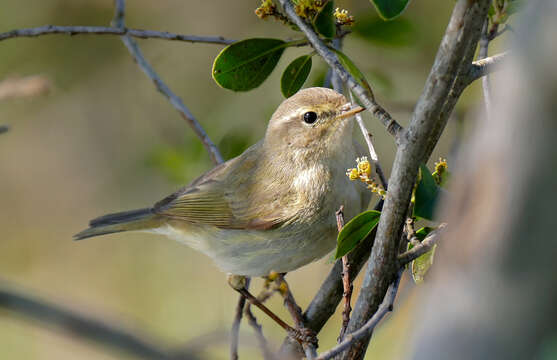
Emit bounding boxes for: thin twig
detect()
[478,19,497,121]
[277,274,318,359]
[0,25,235,45]
[349,92,377,163]
[315,270,403,360]
[398,223,445,266]
[335,206,353,343]
[231,278,250,360]
[348,91,388,189]
[244,306,278,360]
[111,0,223,165]
[277,0,404,143]
[466,52,508,85]
[0,288,195,360]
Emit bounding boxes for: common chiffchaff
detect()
[75,87,369,277]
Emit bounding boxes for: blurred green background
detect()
[0,0,505,359]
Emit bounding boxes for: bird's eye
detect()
[303,111,318,124]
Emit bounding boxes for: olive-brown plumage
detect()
[75,87,369,276]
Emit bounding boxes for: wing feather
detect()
[153,142,294,230]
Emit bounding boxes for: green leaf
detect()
[414,226,434,241]
[335,210,381,259]
[281,55,312,98]
[411,244,437,284]
[353,16,415,47]
[313,0,335,39]
[413,164,440,220]
[212,38,287,92]
[330,48,374,96]
[370,0,411,20]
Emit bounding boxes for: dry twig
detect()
[335,206,353,343]
[276,274,318,359]
[230,278,250,360]
[348,92,388,189]
[466,52,508,85]
[398,224,445,266]
[0,25,235,45]
[315,270,403,360]
[244,306,277,360]
[112,0,223,165]
[478,20,498,120]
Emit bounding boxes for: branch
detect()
[477,19,498,121]
[244,306,278,360]
[343,1,491,359]
[277,274,318,359]
[397,224,446,266]
[0,288,195,360]
[278,200,384,358]
[0,25,235,45]
[466,52,508,85]
[111,0,223,165]
[277,0,404,143]
[315,270,402,360]
[335,206,353,343]
[230,278,249,360]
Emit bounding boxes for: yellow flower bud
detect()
[435,157,448,174]
[357,159,372,177]
[278,281,289,295]
[347,168,359,181]
[334,8,354,25]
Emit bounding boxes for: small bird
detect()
[75,87,369,277]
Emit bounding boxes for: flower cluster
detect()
[294,0,326,19]
[434,157,447,175]
[433,157,448,185]
[346,157,386,199]
[255,0,276,19]
[334,8,354,26]
[255,0,291,24]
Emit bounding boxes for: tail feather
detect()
[74,208,159,240]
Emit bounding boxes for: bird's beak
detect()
[336,104,365,121]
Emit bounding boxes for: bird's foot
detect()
[287,327,318,347]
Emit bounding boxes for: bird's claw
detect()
[288,327,318,346]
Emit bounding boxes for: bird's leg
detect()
[227,274,316,345]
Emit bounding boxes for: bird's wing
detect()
[152,142,294,230]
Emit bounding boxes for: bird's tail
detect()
[74,208,162,240]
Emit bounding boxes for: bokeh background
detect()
[0,1,506,359]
